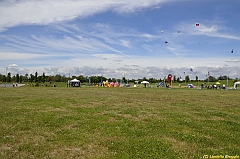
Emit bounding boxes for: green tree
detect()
[77,75,86,83]
[142,77,147,81]
[24,74,28,82]
[97,76,103,83]
[16,74,20,83]
[177,77,180,82]
[1,74,6,82]
[48,76,53,82]
[42,73,46,83]
[112,78,116,82]
[173,75,176,83]
[30,74,34,83]
[205,76,217,82]
[195,76,198,82]
[185,75,190,83]
[7,72,11,83]
[12,75,16,82]
[0,74,3,82]
[149,78,157,83]
[218,75,227,80]
[55,74,61,82]
[122,77,126,83]
[90,76,98,84]
[20,75,23,83]
[35,72,38,83]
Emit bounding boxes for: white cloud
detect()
[1,0,240,80]
[0,52,44,60]
[0,0,167,31]
[177,21,240,41]
[1,23,162,59]
[120,39,131,48]
[8,64,18,67]
[1,51,240,80]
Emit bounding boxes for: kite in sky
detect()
[196,23,200,26]
[178,30,180,33]
[231,49,234,53]
[165,41,170,45]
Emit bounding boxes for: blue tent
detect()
[188,84,194,88]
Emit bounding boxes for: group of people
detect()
[201,83,226,89]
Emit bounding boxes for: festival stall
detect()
[70,79,80,87]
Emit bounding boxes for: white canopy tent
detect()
[233,81,240,89]
[141,81,149,84]
[70,79,80,87]
[141,81,149,87]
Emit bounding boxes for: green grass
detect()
[0,87,240,159]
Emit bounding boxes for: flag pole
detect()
[184,72,186,84]
[208,71,210,85]
[227,76,228,87]
[198,79,199,88]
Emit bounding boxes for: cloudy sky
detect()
[0,0,240,80]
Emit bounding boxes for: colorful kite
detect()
[231,49,234,53]
[167,74,172,85]
[196,23,200,26]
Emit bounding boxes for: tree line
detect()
[0,71,237,84]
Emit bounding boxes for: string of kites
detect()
[163,23,234,53]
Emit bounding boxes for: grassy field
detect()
[0,86,239,159]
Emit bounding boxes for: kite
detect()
[196,23,200,26]
[178,30,180,33]
[165,41,170,45]
[167,74,172,85]
[190,68,193,72]
[161,30,164,33]
[231,49,233,53]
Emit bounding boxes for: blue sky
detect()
[0,0,240,80]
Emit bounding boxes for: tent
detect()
[188,84,194,88]
[141,81,149,84]
[157,82,164,87]
[141,81,149,87]
[234,81,240,89]
[70,79,80,87]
